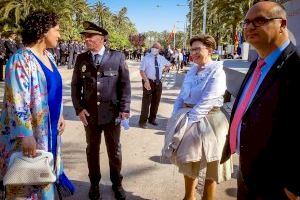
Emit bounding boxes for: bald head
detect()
[250,1,287,20]
[244,1,289,58]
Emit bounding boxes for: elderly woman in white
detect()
[163,35,232,200]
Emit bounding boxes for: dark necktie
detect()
[154,55,160,85]
[94,54,101,65]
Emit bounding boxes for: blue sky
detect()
[88,0,189,33]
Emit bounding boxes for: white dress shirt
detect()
[91,46,105,63]
[173,61,226,124]
[139,53,170,80]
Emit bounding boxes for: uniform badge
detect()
[82,65,86,72]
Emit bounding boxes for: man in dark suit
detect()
[4,31,17,61]
[221,2,300,200]
[71,21,130,200]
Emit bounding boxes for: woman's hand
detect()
[22,136,37,157]
[58,116,66,135]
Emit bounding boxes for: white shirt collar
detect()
[91,45,105,56]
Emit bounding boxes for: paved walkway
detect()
[0,60,239,200]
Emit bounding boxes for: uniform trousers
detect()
[84,121,123,186]
[139,79,162,124]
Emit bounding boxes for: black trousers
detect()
[237,171,289,200]
[139,80,162,124]
[84,121,123,186]
[0,58,4,80]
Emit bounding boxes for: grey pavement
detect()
[0,60,241,200]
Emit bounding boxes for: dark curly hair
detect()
[20,10,59,46]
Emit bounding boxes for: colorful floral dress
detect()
[0,48,74,199]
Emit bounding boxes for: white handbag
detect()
[3,150,56,186]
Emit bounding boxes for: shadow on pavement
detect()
[149,155,171,165]
[225,187,237,197]
[65,181,151,200]
[153,131,165,135]
[129,114,168,131]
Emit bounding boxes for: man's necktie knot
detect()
[256,59,265,71]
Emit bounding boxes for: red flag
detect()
[168,25,176,43]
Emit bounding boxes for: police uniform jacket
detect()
[71,48,131,125]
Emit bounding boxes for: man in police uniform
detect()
[71,21,130,200]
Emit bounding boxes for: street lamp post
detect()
[203,0,208,34]
[190,0,194,38]
[176,20,186,49]
[176,1,193,39]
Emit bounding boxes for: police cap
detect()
[80,21,108,36]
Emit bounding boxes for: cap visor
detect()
[80,30,104,35]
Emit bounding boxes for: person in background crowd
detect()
[221,1,300,199]
[138,42,171,129]
[4,31,17,61]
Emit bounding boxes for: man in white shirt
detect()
[139,42,171,128]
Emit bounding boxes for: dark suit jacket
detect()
[4,40,17,60]
[221,43,300,198]
[71,48,131,125]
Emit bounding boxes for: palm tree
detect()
[0,0,39,25]
[93,1,109,27]
[114,7,129,26]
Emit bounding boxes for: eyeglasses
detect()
[240,17,284,28]
[191,46,207,53]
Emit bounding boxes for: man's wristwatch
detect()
[144,79,149,83]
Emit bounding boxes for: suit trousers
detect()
[84,121,123,186]
[139,80,162,124]
[237,170,289,200]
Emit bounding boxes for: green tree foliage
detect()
[186,0,260,46]
[0,0,138,49]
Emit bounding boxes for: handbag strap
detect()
[8,150,54,167]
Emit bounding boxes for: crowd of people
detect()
[0,1,299,200]
[0,33,87,75]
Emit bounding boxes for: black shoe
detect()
[112,185,126,200]
[148,120,158,126]
[89,185,101,200]
[139,123,148,129]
